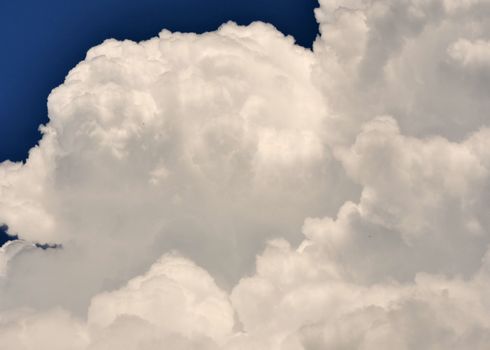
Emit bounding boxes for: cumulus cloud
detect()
[0,21,351,314]
[88,254,234,342]
[1,0,490,348]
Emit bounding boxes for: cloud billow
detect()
[1,1,490,348]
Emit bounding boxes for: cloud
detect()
[448,38,490,68]
[0,254,231,350]
[0,21,353,315]
[314,0,490,140]
[0,240,34,278]
[1,0,490,348]
[88,254,234,343]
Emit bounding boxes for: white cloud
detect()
[448,38,490,68]
[0,254,231,350]
[88,254,234,343]
[0,240,34,278]
[0,309,88,350]
[314,0,490,140]
[1,0,490,348]
[0,21,352,315]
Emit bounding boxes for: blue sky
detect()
[0,0,319,164]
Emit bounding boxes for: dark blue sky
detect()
[0,0,319,245]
